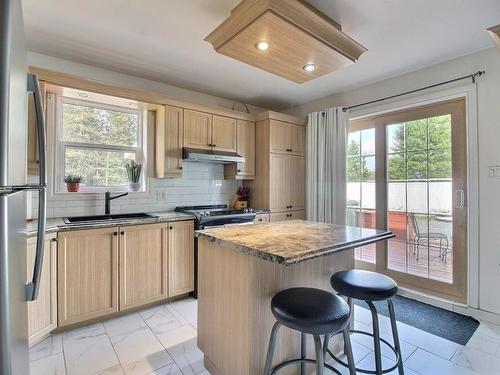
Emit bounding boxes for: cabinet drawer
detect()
[254,214,270,223]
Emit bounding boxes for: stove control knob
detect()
[204,211,211,216]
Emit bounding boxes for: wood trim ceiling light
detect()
[488,24,500,51]
[205,0,367,83]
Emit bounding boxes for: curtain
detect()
[306,107,349,224]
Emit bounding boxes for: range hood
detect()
[182,148,245,164]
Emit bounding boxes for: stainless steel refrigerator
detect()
[1,0,47,374]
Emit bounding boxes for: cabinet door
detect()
[58,228,119,327]
[269,212,290,222]
[290,210,306,220]
[119,224,168,310]
[288,155,305,211]
[184,109,212,150]
[212,115,237,152]
[254,213,269,223]
[224,120,256,179]
[269,120,291,154]
[269,153,290,212]
[168,220,195,297]
[164,106,184,176]
[289,124,305,156]
[27,233,57,346]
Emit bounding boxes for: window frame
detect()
[54,95,146,194]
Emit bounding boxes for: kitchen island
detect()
[195,220,394,375]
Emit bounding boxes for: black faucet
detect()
[104,191,128,215]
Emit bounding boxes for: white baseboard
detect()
[398,287,500,326]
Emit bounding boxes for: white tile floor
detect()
[30,297,500,375]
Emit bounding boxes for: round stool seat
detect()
[331,270,398,301]
[271,287,350,335]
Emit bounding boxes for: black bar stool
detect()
[263,287,356,375]
[329,269,404,375]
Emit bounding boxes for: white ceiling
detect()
[22,0,500,110]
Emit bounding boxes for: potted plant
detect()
[125,160,142,192]
[64,174,83,192]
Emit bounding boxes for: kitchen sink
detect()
[63,212,157,224]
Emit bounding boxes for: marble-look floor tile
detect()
[405,348,480,375]
[168,298,197,327]
[350,330,417,362]
[355,352,420,375]
[155,324,197,349]
[30,333,63,362]
[166,337,205,375]
[140,305,187,337]
[452,345,500,375]
[30,352,66,375]
[103,312,173,375]
[93,364,125,374]
[326,339,372,365]
[62,323,119,375]
[466,332,500,355]
[147,362,184,374]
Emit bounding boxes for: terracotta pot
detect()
[66,182,80,192]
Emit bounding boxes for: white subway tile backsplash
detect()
[36,162,240,218]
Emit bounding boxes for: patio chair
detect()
[408,213,450,262]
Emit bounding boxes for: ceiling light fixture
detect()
[255,41,270,51]
[303,64,316,72]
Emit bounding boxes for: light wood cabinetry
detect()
[270,210,306,222]
[168,220,195,297]
[212,115,237,152]
[270,119,305,156]
[184,109,212,150]
[246,111,306,218]
[154,105,183,178]
[254,213,270,223]
[27,233,57,346]
[57,220,194,327]
[119,224,168,311]
[224,120,256,180]
[58,228,119,327]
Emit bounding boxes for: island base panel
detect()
[197,238,354,375]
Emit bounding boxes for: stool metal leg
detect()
[344,297,354,355]
[313,335,325,375]
[301,332,306,375]
[263,322,281,375]
[367,301,383,375]
[388,299,405,375]
[343,328,357,375]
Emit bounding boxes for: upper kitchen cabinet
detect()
[154,105,184,178]
[183,109,212,150]
[270,119,305,156]
[212,115,237,152]
[224,119,256,180]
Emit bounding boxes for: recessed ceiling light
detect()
[303,64,316,72]
[77,92,89,98]
[255,41,270,51]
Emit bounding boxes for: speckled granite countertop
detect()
[195,220,394,265]
[24,211,195,237]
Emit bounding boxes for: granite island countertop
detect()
[195,220,394,265]
[24,211,195,237]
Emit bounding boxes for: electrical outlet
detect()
[156,191,167,200]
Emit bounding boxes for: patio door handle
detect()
[455,189,465,209]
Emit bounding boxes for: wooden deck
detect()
[355,240,453,284]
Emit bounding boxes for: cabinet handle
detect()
[36,160,39,164]
[212,144,216,147]
[169,226,173,230]
[120,231,125,235]
[237,169,241,172]
[258,219,263,222]
[51,238,58,243]
[178,166,183,170]
[113,232,118,236]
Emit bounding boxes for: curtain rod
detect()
[341,70,485,112]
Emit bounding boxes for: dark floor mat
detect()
[354,295,479,345]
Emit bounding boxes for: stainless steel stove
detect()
[175,204,256,229]
[175,205,256,299]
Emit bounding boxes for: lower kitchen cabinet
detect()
[254,213,270,223]
[57,220,194,327]
[270,210,305,222]
[27,233,57,346]
[120,223,168,311]
[168,220,195,297]
[57,228,119,327]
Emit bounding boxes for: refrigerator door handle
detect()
[26,74,47,302]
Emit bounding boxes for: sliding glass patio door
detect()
[348,98,467,303]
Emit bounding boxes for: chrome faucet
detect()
[105,191,128,215]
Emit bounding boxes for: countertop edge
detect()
[195,229,395,265]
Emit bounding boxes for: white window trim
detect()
[48,92,150,196]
